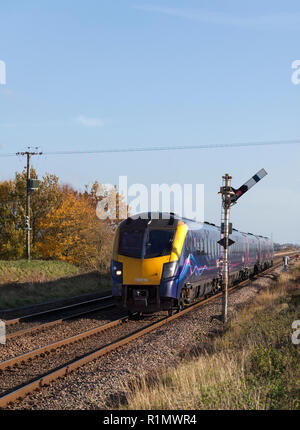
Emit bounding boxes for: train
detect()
[110,212,274,315]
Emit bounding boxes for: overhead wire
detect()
[0,139,299,157]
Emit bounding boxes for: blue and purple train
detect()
[111,212,274,315]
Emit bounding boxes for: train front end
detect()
[111,213,187,313]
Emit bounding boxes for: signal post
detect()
[218,169,268,324]
[218,174,235,323]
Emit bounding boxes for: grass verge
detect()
[0,260,111,310]
[122,265,300,410]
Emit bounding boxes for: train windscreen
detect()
[144,229,174,258]
[118,228,175,259]
[118,229,144,258]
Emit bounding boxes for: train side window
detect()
[200,238,205,254]
[204,238,208,254]
[186,234,191,252]
[195,237,201,254]
[197,237,201,252]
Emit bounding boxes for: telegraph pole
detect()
[26,152,31,261]
[16,149,42,261]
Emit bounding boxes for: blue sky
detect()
[0,0,300,243]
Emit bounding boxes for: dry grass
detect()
[122,264,300,410]
[123,351,255,410]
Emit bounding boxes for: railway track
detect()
[0,256,291,409]
[4,295,115,340]
[3,251,295,340]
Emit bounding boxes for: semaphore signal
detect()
[230,168,268,203]
[218,169,268,323]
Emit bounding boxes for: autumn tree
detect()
[0,178,25,258]
[0,169,62,259]
[0,169,121,271]
[35,191,114,270]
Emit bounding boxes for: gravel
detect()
[0,312,164,397]
[0,306,128,362]
[4,264,284,410]
[4,298,115,338]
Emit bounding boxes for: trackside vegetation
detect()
[122,264,300,410]
[0,168,127,270]
[0,168,127,309]
[0,260,111,309]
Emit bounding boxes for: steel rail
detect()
[0,315,128,371]
[0,258,289,408]
[5,302,115,341]
[4,294,113,327]
[3,251,294,331]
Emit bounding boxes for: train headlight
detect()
[111,260,123,279]
[162,261,178,280]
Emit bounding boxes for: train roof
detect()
[127,212,271,240]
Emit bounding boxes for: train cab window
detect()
[145,229,175,258]
[119,229,144,258]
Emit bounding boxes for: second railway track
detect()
[4,295,115,340]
